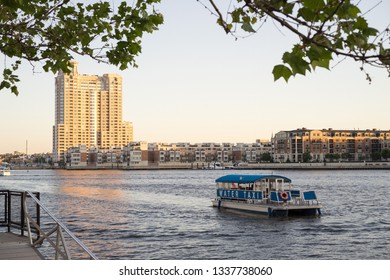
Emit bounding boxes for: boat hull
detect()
[212,199,321,217]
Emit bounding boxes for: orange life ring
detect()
[280,192,288,200]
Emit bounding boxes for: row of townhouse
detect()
[66,145,126,167]
[272,128,390,162]
[65,128,390,167]
[65,140,273,167]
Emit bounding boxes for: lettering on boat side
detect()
[217,190,262,200]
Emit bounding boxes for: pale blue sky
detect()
[0,0,389,154]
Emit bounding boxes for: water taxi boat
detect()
[212,174,321,216]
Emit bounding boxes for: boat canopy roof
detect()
[215,174,291,184]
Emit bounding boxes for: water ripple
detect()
[2,169,390,259]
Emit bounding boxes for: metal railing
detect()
[0,190,40,236]
[23,191,98,260]
[0,190,98,260]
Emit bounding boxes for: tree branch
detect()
[243,0,385,62]
[208,0,231,33]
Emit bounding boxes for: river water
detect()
[1,169,389,259]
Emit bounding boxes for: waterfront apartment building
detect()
[273,128,390,162]
[53,62,133,162]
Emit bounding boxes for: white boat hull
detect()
[212,199,321,216]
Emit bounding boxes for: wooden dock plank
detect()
[0,232,43,260]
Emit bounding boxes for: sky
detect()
[0,0,389,154]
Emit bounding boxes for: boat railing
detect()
[302,191,319,205]
[216,188,319,206]
[23,191,98,260]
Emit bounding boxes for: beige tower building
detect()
[53,62,133,162]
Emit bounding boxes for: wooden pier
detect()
[0,232,43,260]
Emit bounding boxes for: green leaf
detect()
[241,22,255,33]
[3,69,12,76]
[313,34,332,48]
[0,81,11,89]
[282,3,295,15]
[307,44,332,62]
[337,3,361,19]
[334,38,344,49]
[11,85,19,96]
[297,7,316,21]
[311,59,330,70]
[303,0,325,11]
[231,9,242,23]
[282,47,311,76]
[347,5,361,18]
[354,17,368,30]
[272,64,292,82]
[340,21,355,33]
[379,45,390,65]
[363,27,378,37]
[347,33,367,49]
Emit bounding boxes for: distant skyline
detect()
[1,0,389,154]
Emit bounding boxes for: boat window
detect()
[265,187,269,198]
[276,179,283,190]
[262,179,270,189]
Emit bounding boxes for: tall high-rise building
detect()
[53,61,133,162]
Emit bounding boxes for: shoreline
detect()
[10,161,390,171]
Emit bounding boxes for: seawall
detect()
[63,161,390,170]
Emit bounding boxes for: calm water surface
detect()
[1,169,389,259]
